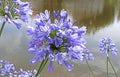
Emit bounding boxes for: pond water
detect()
[0,0,120,77]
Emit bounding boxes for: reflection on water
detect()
[118,0,120,19]
[30,0,63,15]
[30,0,120,34]
[0,0,120,77]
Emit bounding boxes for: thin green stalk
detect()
[107,56,109,77]
[0,21,6,37]
[35,58,48,77]
[35,60,45,77]
[39,58,48,73]
[86,60,96,77]
[108,58,118,77]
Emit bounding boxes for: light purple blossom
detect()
[28,10,94,72]
[63,60,74,71]
[16,68,37,77]
[0,0,32,29]
[0,60,15,77]
[0,60,36,77]
[60,9,68,19]
[99,37,118,57]
[82,47,94,62]
[47,61,54,72]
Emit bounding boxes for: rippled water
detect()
[0,0,120,77]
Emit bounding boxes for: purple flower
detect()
[54,37,63,47]
[0,60,15,76]
[53,9,68,19]
[40,10,50,20]
[55,53,65,65]
[63,60,74,71]
[60,9,68,19]
[12,20,22,29]
[4,6,9,13]
[28,9,94,72]
[0,60,37,77]
[17,68,37,77]
[0,0,32,29]
[53,10,60,18]
[99,38,118,57]
[82,47,94,62]
[47,61,54,72]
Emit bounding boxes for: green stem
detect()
[39,58,49,73]
[108,58,118,77]
[35,60,45,77]
[0,21,6,37]
[35,58,48,77]
[86,60,96,77]
[107,57,109,77]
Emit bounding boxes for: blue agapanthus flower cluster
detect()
[0,60,15,77]
[16,68,37,77]
[0,60,37,77]
[0,0,32,29]
[28,9,94,71]
[99,37,118,57]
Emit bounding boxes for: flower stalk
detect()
[35,57,49,77]
[86,60,96,77]
[0,21,5,37]
[107,56,109,77]
[108,57,118,77]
